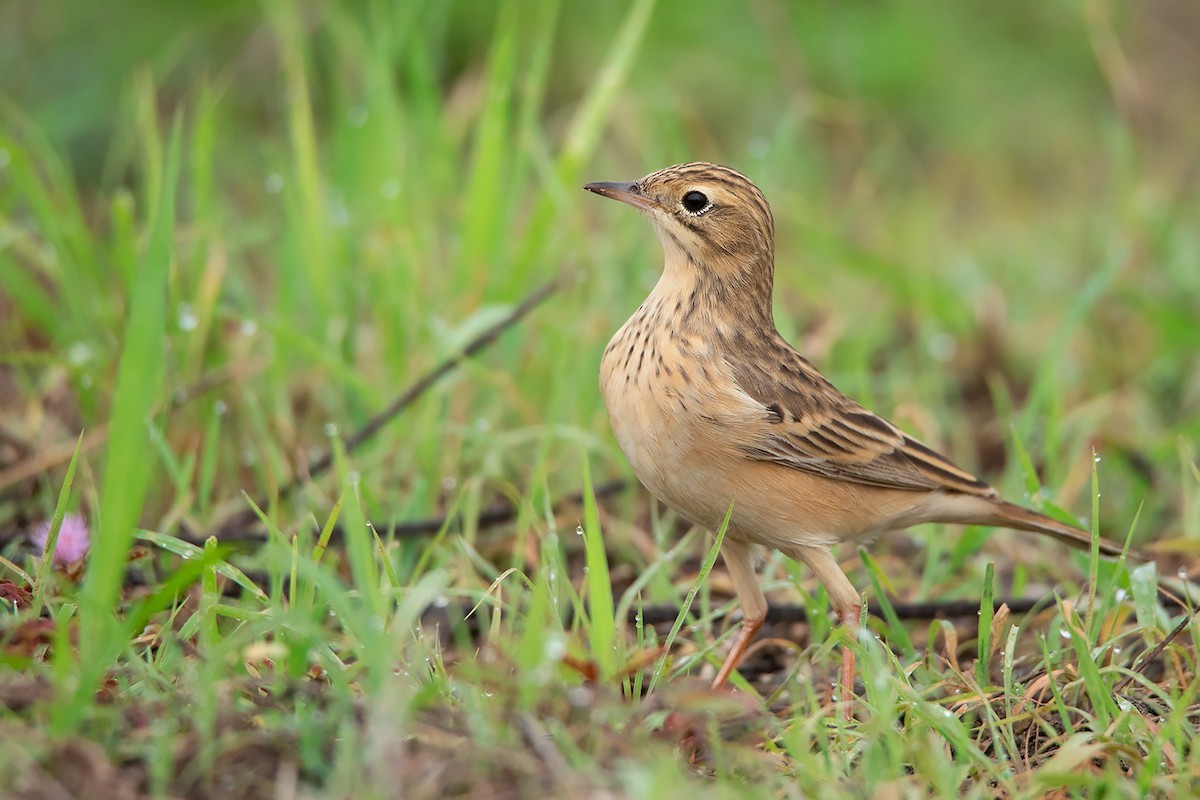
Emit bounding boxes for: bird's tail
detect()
[962,499,1200,609]
[968,500,1129,559]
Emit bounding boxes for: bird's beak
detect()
[582,181,658,213]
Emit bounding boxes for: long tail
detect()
[972,500,1130,559]
[966,500,1200,609]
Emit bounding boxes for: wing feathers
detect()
[730,347,995,497]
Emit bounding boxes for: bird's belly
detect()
[604,386,736,529]
[599,335,746,531]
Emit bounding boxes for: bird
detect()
[583,161,1124,712]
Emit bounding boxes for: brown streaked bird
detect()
[583,162,1124,710]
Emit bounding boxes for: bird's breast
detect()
[599,306,754,530]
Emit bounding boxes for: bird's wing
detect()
[728,347,996,497]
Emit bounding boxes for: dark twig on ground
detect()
[634,597,1048,626]
[213,279,561,538]
[1114,610,1199,691]
[209,477,628,544]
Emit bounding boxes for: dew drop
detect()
[177,302,198,332]
[68,342,93,366]
[265,173,284,193]
[543,636,567,660]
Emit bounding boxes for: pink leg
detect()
[792,547,862,721]
[711,539,767,689]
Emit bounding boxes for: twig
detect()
[207,477,628,544]
[633,597,1050,626]
[289,280,560,490]
[1113,610,1199,692]
[216,279,561,536]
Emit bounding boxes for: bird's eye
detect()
[681,190,711,214]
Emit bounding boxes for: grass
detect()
[2,0,1199,797]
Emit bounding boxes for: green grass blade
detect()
[31,431,84,617]
[859,545,914,657]
[647,503,732,695]
[59,114,181,733]
[581,455,616,680]
[976,561,995,687]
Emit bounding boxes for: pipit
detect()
[584,162,1122,708]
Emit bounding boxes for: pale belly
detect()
[599,319,754,533]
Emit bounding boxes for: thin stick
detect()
[634,597,1050,626]
[286,279,561,492]
[217,279,561,536]
[208,477,628,544]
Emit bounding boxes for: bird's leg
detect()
[837,604,861,720]
[793,547,861,721]
[712,539,767,689]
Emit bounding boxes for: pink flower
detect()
[32,513,90,566]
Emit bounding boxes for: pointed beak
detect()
[582,180,658,213]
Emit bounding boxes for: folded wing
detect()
[730,347,996,497]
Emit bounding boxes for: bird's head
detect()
[584,162,775,295]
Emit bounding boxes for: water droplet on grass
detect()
[177,303,198,332]
[68,342,93,365]
[544,636,566,660]
[265,173,284,193]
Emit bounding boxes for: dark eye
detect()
[681,190,710,214]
